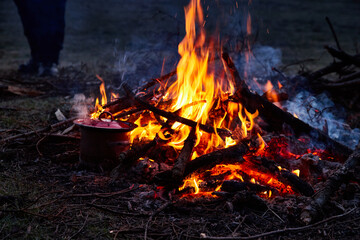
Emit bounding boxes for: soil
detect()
[1,0,360,239]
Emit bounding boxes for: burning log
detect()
[248,156,314,197]
[221,180,270,193]
[222,52,352,157]
[122,83,232,138]
[171,127,197,184]
[183,142,248,177]
[301,143,360,224]
[279,170,314,197]
[154,141,248,186]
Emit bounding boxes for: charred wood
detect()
[221,180,270,193]
[279,170,314,197]
[171,127,197,185]
[325,45,360,68]
[154,142,248,186]
[301,143,360,224]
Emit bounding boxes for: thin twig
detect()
[325,17,342,51]
[68,214,89,239]
[197,208,357,240]
[145,201,173,240]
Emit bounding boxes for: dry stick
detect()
[221,52,352,157]
[323,78,360,88]
[308,60,351,80]
[301,143,360,224]
[123,83,232,138]
[1,117,77,144]
[325,45,360,68]
[336,71,360,83]
[171,126,197,184]
[139,70,177,92]
[325,16,342,51]
[144,201,173,240]
[198,208,356,240]
[103,70,176,109]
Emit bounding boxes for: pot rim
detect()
[74,118,137,132]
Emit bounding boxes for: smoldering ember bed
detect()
[1,0,360,239]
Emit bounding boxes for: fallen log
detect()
[122,83,232,138]
[300,143,360,224]
[221,52,352,157]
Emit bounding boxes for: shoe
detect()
[38,62,59,77]
[18,59,39,74]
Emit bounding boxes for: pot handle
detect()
[98,111,114,121]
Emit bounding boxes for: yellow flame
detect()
[292,169,300,177]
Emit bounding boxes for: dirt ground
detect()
[1,0,360,239]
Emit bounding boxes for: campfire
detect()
[76,0,351,204]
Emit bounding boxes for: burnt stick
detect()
[222,52,352,157]
[171,126,197,184]
[301,143,360,224]
[308,60,351,80]
[122,83,232,138]
[325,45,360,68]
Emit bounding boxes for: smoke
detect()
[284,91,360,149]
[71,93,89,119]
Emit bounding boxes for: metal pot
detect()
[74,112,137,170]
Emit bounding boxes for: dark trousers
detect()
[14,0,66,64]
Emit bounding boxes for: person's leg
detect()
[14,0,67,75]
[36,0,67,76]
[13,0,41,73]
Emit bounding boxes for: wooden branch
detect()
[308,61,350,80]
[337,71,360,83]
[171,127,197,184]
[123,83,232,137]
[325,17,342,51]
[139,70,176,92]
[222,52,352,157]
[323,78,360,88]
[301,143,360,224]
[103,70,176,109]
[1,117,77,144]
[325,45,360,68]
